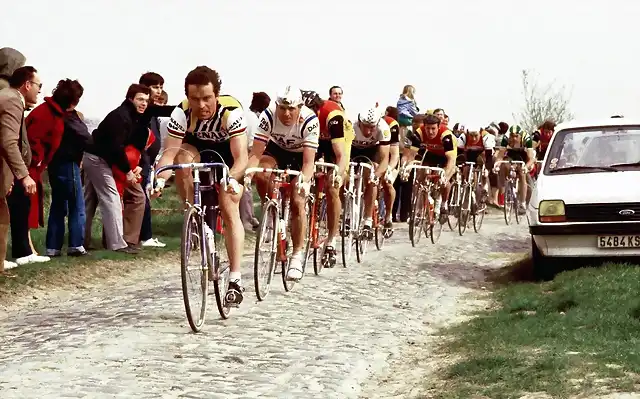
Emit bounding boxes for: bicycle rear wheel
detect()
[355,198,368,263]
[409,190,424,247]
[212,210,231,319]
[254,202,278,301]
[180,206,208,332]
[281,232,296,292]
[341,194,354,267]
[313,194,328,275]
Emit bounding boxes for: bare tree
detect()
[513,69,574,133]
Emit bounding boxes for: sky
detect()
[3,0,639,128]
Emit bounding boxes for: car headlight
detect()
[538,200,566,223]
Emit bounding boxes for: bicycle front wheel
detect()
[254,201,278,301]
[458,185,471,236]
[313,194,328,275]
[430,192,444,244]
[473,185,486,233]
[180,206,208,332]
[212,210,231,320]
[447,182,460,231]
[341,194,354,267]
[409,190,424,247]
[503,181,514,225]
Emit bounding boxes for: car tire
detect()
[531,235,556,281]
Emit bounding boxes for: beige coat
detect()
[0,88,31,197]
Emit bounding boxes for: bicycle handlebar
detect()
[153,162,230,191]
[495,160,526,167]
[245,167,302,177]
[314,161,339,171]
[404,164,445,177]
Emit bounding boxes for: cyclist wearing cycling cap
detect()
[247,86,320,281]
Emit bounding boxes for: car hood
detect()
[533,171,640,206]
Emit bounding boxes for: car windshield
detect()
[545,126,640,174]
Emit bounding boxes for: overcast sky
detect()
[3,0,638,127]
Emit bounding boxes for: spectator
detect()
[137,72,166,248]
[0,47,26,91]
[83,84,152,254]
[241,91,270,230]
[396,85,419,135]
[26,80,83,248]
[46,92,92,257]
[329,85,344,108]
[0,66,41,270]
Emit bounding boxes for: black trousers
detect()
[7,178,32,258]
[392,173,414,222]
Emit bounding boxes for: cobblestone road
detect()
[0,213,528,399]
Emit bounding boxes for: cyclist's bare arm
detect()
[247,139,267,170]
[375,144,390,178]
[156,135,182,181]
[494,148,506,164]
[444,149,457,180]
[228,135,248,181]
[401,146,417,167]
[525,148,536,170]
[301,147,316,183]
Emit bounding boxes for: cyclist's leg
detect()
[287,152,307,280]
[361,148,379,227]
[253,141,279,200]
[173,142,200,204]
[382,176,395,225]
[320,142,342,245]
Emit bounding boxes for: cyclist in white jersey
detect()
[350,106,391,237]
[247,86,320,281]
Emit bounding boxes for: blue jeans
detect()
[46,162,86,251]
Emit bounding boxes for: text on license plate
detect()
[597,235,640,248]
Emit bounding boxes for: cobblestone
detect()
[0,213,528,398]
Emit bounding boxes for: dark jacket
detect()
[138,104,173,172]
[85,100,143,173]
[50,110,92,166]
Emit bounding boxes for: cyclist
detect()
[351,105,391,237]
[457,128,496,207]
[382,106,401,229]
[493,124,535,214]
[401,113,457,216]
[532,120,556,161]
[304,90,351,266]
[155,66,247,305]
[247,86,319,281]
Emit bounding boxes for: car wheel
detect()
[531,235,556,281]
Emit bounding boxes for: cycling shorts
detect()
[183,135,235,167]
[264,141,303,170]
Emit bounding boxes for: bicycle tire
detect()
[514,180,522,225]
[341,194,354,268]
[458,185,470,236]
[410,190,424,247]
[355,198,367,263]
[430,192,444,244]
[302,197,313,275]
[473,186,486,233]
[212,209,231,320]
[180,206,208,332]
[503,181,514,225]
[374,191,385,250]
[447,182,460,231]
[313,194,328,275]
[254,202,278,301]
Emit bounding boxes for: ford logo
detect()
[619,209,635,216]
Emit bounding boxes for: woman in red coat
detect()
[25,80,84,247]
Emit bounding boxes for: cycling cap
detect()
[509,124,525,135]
[358,105,382,125]
[275,86,303,107]
[300,90,322,109]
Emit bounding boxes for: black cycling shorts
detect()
[350,146,378,163]
[316,139,337,163]
[264,141,304,170]
[182,135,235,167]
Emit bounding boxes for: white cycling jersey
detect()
[457,132,496,151]
[351,119,391,149]
[253,104,319,152]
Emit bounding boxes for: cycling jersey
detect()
[383,115,400,146]
[500,133,533,152]
[317,100,345,142]
[351,119,392,149]
[408,127,456,156]
[532,130,553,160]
[457,130,496,151]
[167,95,247,143]
[254,104,320,152]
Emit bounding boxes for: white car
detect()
[528,117,640,278]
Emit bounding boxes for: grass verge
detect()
[0,180,260,300]
[427,262,640,399]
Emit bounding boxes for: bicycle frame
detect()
[345,161,375,233]
[246,167,302,263]
[405,164,445,223]
[156,162,229,279]
[310,161,339,251]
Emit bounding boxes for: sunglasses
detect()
[29,81,43,89]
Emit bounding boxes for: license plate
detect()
[597,235,640,248]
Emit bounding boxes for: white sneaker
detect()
[286,253,304,281]
[16,254,51,265]
[3,260,17,270]
[142,238,166,248]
